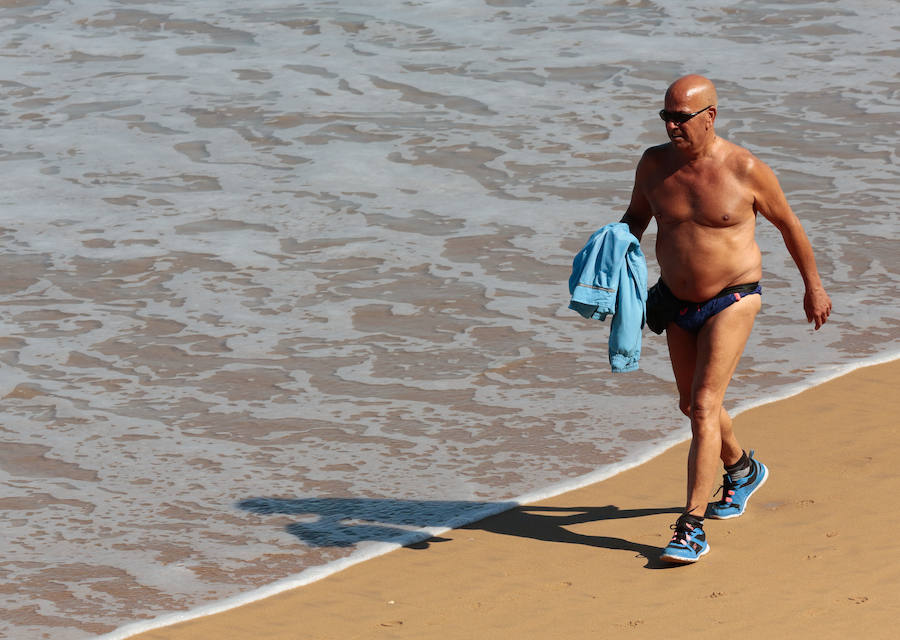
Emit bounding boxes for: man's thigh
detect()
[666,323,698,409]
[693,294,761,401]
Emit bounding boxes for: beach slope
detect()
[131,359,900,640]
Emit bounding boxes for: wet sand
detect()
[128,358,900,639]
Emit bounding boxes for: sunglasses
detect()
[658,105,713,124]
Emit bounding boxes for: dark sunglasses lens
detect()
[659,110,689,124]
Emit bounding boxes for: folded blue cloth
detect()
[568,222,647,372]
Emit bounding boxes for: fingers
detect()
[813,307,830,330]
[805,291,832,330]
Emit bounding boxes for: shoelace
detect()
[712,473,738,504]
[669,520,695,544]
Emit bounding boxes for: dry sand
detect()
[131,359,900,640]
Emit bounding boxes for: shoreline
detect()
[111,355,900,640]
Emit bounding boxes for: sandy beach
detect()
[126,358,900,640]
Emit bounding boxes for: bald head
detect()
[661,75,719,151]
[665,74,718,110]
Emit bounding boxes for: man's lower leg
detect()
[706,450,769,520]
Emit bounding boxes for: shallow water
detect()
[0,1,898,638]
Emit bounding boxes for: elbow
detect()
[620,213,644,241]
[776,216,806,240]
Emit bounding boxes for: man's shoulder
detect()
[715,140,785,203]
[637,143,671,172]
[718,139,771,177]
[642,143,671,158]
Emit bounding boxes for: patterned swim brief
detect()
[646,279,762,334]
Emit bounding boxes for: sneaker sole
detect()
[660,544,710,564]
[706,465,769,520]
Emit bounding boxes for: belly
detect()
[655,227,762,302]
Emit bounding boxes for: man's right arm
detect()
[620,152,654,241]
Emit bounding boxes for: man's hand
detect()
[804,287,832,330]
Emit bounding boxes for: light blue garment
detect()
[568,222,648,372]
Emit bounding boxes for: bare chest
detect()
[646,165,754,226]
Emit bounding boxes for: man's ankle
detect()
[680,510,705,527]
[725,450,751,479]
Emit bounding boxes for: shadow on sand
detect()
[237,497,682,569]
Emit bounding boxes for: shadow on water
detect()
[237,497,683,569]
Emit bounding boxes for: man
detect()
[620,75,832,564]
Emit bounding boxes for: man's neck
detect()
[673,134,719,164]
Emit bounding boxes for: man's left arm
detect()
[751,159,832,330]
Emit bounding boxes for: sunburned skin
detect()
[641,137,764,302]
[623,75,830,323]
[618,74,831,558]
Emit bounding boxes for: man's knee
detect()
[690,387,722,422]
[678,396,691,418]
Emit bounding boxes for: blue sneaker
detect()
[660,514,709,564]
[706,450,769,520]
